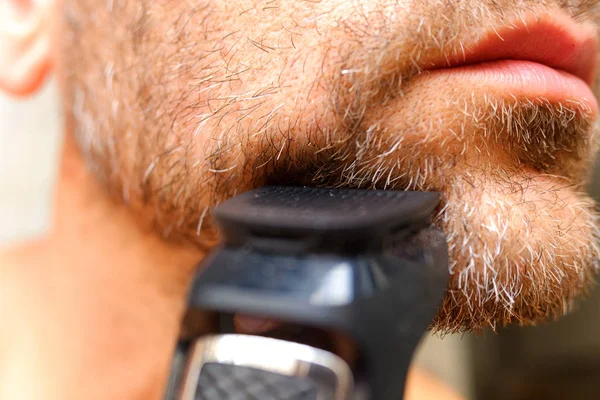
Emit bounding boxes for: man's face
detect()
[58,0,600,331]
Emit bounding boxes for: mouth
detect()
[426,10,598,114]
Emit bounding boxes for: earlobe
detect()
[0,0,52,97]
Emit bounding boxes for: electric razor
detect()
[164,186,449,400]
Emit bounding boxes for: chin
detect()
[431,164,600,332]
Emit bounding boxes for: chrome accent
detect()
[179,334,354,400]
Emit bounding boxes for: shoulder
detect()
[405,367,466,400]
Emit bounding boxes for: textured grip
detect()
[167,335,353,400]
[196,363,320,400]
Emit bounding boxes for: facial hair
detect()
[61,0,600,331]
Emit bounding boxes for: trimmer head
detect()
[165,187,449,400]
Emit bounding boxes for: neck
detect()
[0,134,203,400]
[0,134,465,400]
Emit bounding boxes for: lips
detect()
[439,11,598,85]
[424,11,598,113]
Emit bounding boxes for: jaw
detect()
[263,153,600,331]
[247,89,600,332]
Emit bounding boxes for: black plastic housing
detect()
[181,187,449,399]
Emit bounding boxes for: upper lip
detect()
[432,11,598,85]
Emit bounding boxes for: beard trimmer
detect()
[164,186,449,400]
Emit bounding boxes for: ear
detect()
[0,0,52,97]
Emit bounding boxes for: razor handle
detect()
[165,187,449,400]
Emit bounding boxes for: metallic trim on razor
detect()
[179,334,354,400]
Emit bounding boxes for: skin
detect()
[1,0,599,399]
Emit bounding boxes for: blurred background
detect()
[2,79,600,400]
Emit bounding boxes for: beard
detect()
[215,90,600,332]
[60,0,600,331]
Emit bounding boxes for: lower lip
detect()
[432,60,598,115]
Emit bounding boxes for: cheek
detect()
[164,0,423,147]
